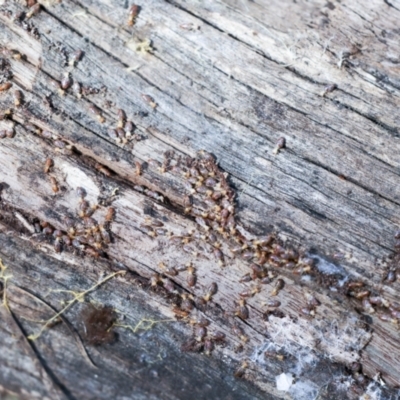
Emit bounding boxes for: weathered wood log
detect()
[1,0,400,399]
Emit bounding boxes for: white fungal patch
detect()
[266,315,371,365]
[60,162,99,204]
[276,373,293,391]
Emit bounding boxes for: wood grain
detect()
[1,0,400,398]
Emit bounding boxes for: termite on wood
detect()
[95,163,111,177]
[0,82,12,92]
[272,137,286,155]
[89,104,105,123]
[49,176,59,193]
[141,94,157,109]
[271,278,285,296]
[105,207,115,222]
[135,161,142,176]
[321,83,338,97]
[44,158,53,173]
[69,50,83,67]
[127,5,140,26]
[26,3,41,19]
[117,109,126,128]
[14,90,23,107]
[61,73,72,90]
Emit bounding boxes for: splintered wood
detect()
[1,0,400,399]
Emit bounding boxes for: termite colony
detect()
[33,187,114,258]
[0,2,399,390]
[134,149,400,374]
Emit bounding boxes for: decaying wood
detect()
[1,0,400,399]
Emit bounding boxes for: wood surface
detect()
[1,0,400,399]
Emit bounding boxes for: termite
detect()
[105,207,115,222]
[203,282,218,302]
[235,299,249,320]
[135,161,142,176]
[26,3,41,18]
[272,137,286,155]
[187,264,197,287]
[271,278,285,296]
[0,82,12,92]
[117,109,126,128]
[141,94,157,109]
[14,90,23,107]
[204,339,214,355]
[61,73,72,90]
[321,83,338,97]
[72,81,82,98]
[95,163,111,177]
[89,104,105,123]
[69,50,83,67]
[49,176,59,193]
[44,158,53,173]
[127,5,139,26]
[234,361,248,378]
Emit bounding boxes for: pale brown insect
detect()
[239,285,261,298]
[127,5,139,26]
[271,278,285,296]
[266,299,281,308]
[235,299,249,320]
[204,339,214,355]
[141,94,157,108]
[187,264,197,287]
[321,83,338,97]
[173,307,190,319]
[44,158,53,173]
[54,238,62,253]
[264,351,284,361]
[234,361,248,378]
[49,176,59,193]
[14,90,23,107]
[0,82,12,92]
[135,161,142,176]
[117,109,126,128]
[105,207,115,222]
[203,282,218,302]
[181,294,194,312]
[195,326,207,341]
[95,163,111,177]
[69,50,83,66]
[3,127,15,138]
[85,246,100,258]
[72,81,82,98]
[61,73,72,90]
[89,104,105,123]
[26,3,41,18]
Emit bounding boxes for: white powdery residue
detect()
[289,380,319,400]
[60,163,99,203]
[266,315,371,366]
[276,373,293,391]
[309,254,348,277]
